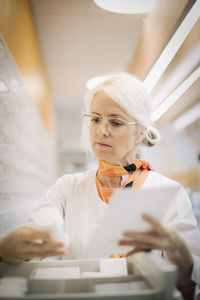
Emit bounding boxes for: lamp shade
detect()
[94,0,156,14]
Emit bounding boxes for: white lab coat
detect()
[27,169,200,285]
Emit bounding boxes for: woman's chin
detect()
[94,150,114,162]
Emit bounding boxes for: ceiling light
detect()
[152,42,200,109]
[144,0,200,92]
[172,103,200,131]
[94,0,156,14]
[151,67,200,121]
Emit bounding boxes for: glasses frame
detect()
[83,113,138,129]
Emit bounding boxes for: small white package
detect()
[33,266,80,279]
[34,207,70,248]
[100,258,127,277]
[0,277,28,296]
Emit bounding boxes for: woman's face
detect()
[89,91,142,165]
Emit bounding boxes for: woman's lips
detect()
[95,142,112,148]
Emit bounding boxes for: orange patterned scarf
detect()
[96,159,150,203]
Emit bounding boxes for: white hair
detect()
[81,72,160,153]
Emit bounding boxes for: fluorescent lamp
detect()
[86,75,110,90]
[172,102,200,131]
[151,67,200,121]
[144,0,200,92]
[94,0,156,14]
[152,42,200,109]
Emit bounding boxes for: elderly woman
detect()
[0,73,199,297]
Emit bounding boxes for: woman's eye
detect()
[110,120,123,127]
[91,117,100,123]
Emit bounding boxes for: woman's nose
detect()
[96,120,110,136]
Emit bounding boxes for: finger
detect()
[24,248,67,260]
[141,214,169,235]
[5,250,34,261]
[30,240,64,247]
[24,241,65,254]
[40,249,67,258]
[120,233,165,245]
[126,247,143,257]
[119,239,137,246]
[122,230,156,238]
[119,234,168,250]
[3,257,24,264]
[21,227,51,242]
[119,239,157,250]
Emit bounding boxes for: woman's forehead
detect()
[90,91,129,118]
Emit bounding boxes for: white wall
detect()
[140,123,200,176]
[52,94,89,175]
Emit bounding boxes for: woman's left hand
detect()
[119,213,194,287]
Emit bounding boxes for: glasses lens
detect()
[84,115,101,127]
[91,115,101,125]
[108,118,126,132]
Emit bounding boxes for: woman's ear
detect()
[135,128,145,145]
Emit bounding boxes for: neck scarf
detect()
[96,159,150,203]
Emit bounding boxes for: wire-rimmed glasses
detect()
[83,113,138,133]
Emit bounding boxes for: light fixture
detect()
[152,42,200,109]
[172,102,200,131]
[144,0,200,92]
[151,67,200,121]
[94,0,156,14]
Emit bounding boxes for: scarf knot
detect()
[98,159,150,177]
[124,163,137,172]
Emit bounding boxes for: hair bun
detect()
[143,126,160,147]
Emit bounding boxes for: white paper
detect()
[81,186,179,258]
[33,266,80,279]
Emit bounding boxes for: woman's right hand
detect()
[0,226,67,264]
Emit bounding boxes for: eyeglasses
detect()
[84,113,138,132]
